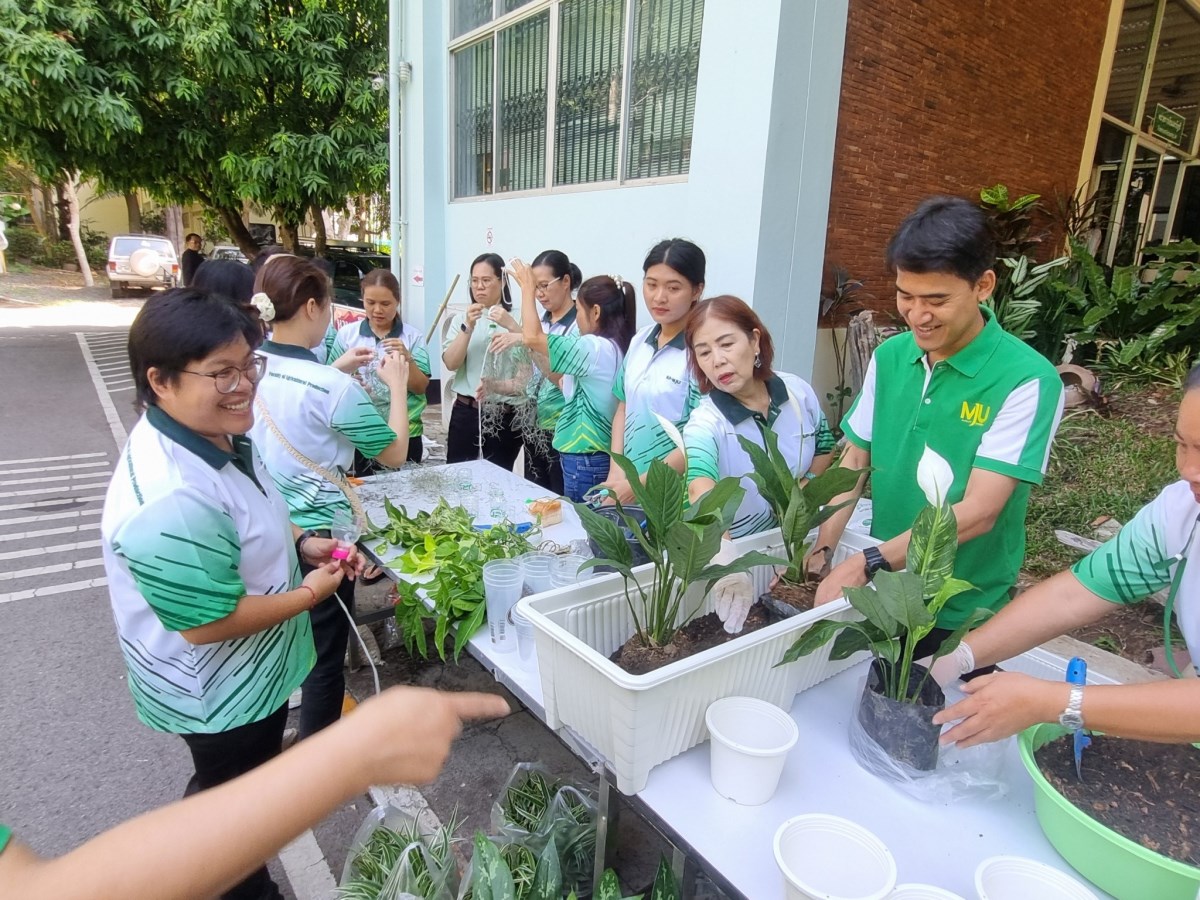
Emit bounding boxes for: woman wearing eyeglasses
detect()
[442,252,525,467]
[249,257,409,744]
[101,288,355,900]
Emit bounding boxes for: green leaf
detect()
[650,856,680,900]
[830,621,888,660]
[842,583,899,635]
[696,550,784,586]
[686,475,744,530]
[872,570,932,636]
[528,836,563,900]
[611,453,652,510]
[596,870,624,900]
[452,600,488,662]
[664,518,722,585]
[778,618,853,665]
[906,501,958,597]
[930,607,993,662]
[925,576,975,622]
[641,457,686,545]
[803,464,865,510]
[472,833,517,900]
[736,431,790,514]
[573,501,634,569]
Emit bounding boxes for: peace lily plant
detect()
[574,416,780,648]
[780,445,990,703]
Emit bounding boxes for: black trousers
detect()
[180,704,289,900]
[299,546,356,739]
[524,428,563,495]
[352,434,423,477]
[446,397,522,470]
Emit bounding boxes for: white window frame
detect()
[447,0,698,202]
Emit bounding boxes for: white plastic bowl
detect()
[774,814,897,900]
[705,697,798,805]
[975,856,1098,900]
[889,884,965,900]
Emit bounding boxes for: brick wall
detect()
[823,0,1111,320]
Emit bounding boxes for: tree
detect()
[0,0,389,262]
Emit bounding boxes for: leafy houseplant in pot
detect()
[574,432,782,675]
[736,423,864,617]
[780,447,990,772]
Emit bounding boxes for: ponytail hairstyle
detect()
[251,256,330,323]
[684,295,776,393]
[471,252,513,311]
[531,249,583,292]
[360,267,404,325]
[577,275,637,353]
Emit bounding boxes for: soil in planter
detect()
[1034,734,1200,867]
[610,602,780,676]
[760,580,818,618]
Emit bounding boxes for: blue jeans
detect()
[560,451,609,503]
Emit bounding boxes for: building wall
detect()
[823,0,1111,315]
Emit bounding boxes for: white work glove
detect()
[711,538,754,634]
[922,641,976,688]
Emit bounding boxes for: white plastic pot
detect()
[889,885,965,900]
[774,814,897,900]
[705,696,797,805]
[975,856,1098,900]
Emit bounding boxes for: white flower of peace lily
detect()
[654,412,686,459]
[915,445,954,507]
[250,291,276,324]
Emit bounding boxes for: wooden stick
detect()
[425,273,461,344]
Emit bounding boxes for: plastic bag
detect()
[479,345,548,457]
[847,676,1010,804]
[339,803,460,900]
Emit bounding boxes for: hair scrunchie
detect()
[251,291,276,323]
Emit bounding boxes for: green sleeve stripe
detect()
[685,438,720,482]
[1072,513,1172,604]
[549,334,598,376]
[412,344,431,375]
[331,386,397,457]
[613,354,628,402]
[814,413,835,455]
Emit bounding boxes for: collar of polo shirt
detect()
[907,305,1004,376]
[261,339,320,363]
[710,374,789,426]
[646,323,687,350]
[358,318,404,340]
[146,404,259,479]
[544,305,578,329]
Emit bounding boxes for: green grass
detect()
[1023,408,1176,578]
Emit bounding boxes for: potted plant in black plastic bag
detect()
[778,446,991,772]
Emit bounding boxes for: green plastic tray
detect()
[1019,723,1200,900]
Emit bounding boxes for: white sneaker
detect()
[288,688,302,710]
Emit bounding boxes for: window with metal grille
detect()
[450,0,703,198]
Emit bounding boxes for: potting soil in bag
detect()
[849,674,1009,804]
[340,803,459,900]
[479,344,548,457]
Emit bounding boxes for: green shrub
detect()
[81,226,108,268]
[5,225,43,260]
[38,240,77,268]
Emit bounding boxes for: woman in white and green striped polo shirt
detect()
[249,257,410,743]
[102,288,354,900]
[683,296,835,537]
[599,238,707,505]
[509,258,636,502]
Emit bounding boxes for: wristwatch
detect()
[295,529,318,560]
[862,545,892,580]
[1058,685,1085,732]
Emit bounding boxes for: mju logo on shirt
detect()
[960,401,992,427]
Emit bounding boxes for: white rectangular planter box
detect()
[522,529,879,794]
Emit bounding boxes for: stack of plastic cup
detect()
[550,553,588,589]
[520,551,555,594]
[482,560,522,652]
[510,600,536,665]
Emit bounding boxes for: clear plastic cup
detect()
[520,551,555,594]
[482,560,522,651]
[550,553,588,588]
[511,601,536,665]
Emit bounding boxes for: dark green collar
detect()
[146,405,264,490]
[544,306,577,330]
[908,305,1002,377]
[261,339,320,363]
[710,375,789,426]
[646,323,686,351]
[358,317,403,340]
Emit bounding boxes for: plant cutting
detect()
[573,417,781,674]
[736,422,864,616]
[780,446,991,771]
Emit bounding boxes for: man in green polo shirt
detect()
[812,196,1065,663]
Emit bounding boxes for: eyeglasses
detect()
[471,277,498,288]
[535,276,564,293]
[180,355,268,394]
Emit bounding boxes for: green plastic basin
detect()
[1019,723,1200,900]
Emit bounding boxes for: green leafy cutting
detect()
[370,498,534,662]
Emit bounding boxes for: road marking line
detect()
[0,523,100,542]
[109,385,136,392]
[76,332,128,449]
[0,509,102,527]
[0,557,105,581]
[278,831,337,900]
[105,379,134,386]
[0,495,105,512]
[0,539,101,561]
[0,576,108,604]
[0,472,112,488]
[0,452,108,467]
[0,483,108,498]
[0,461,110,476]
